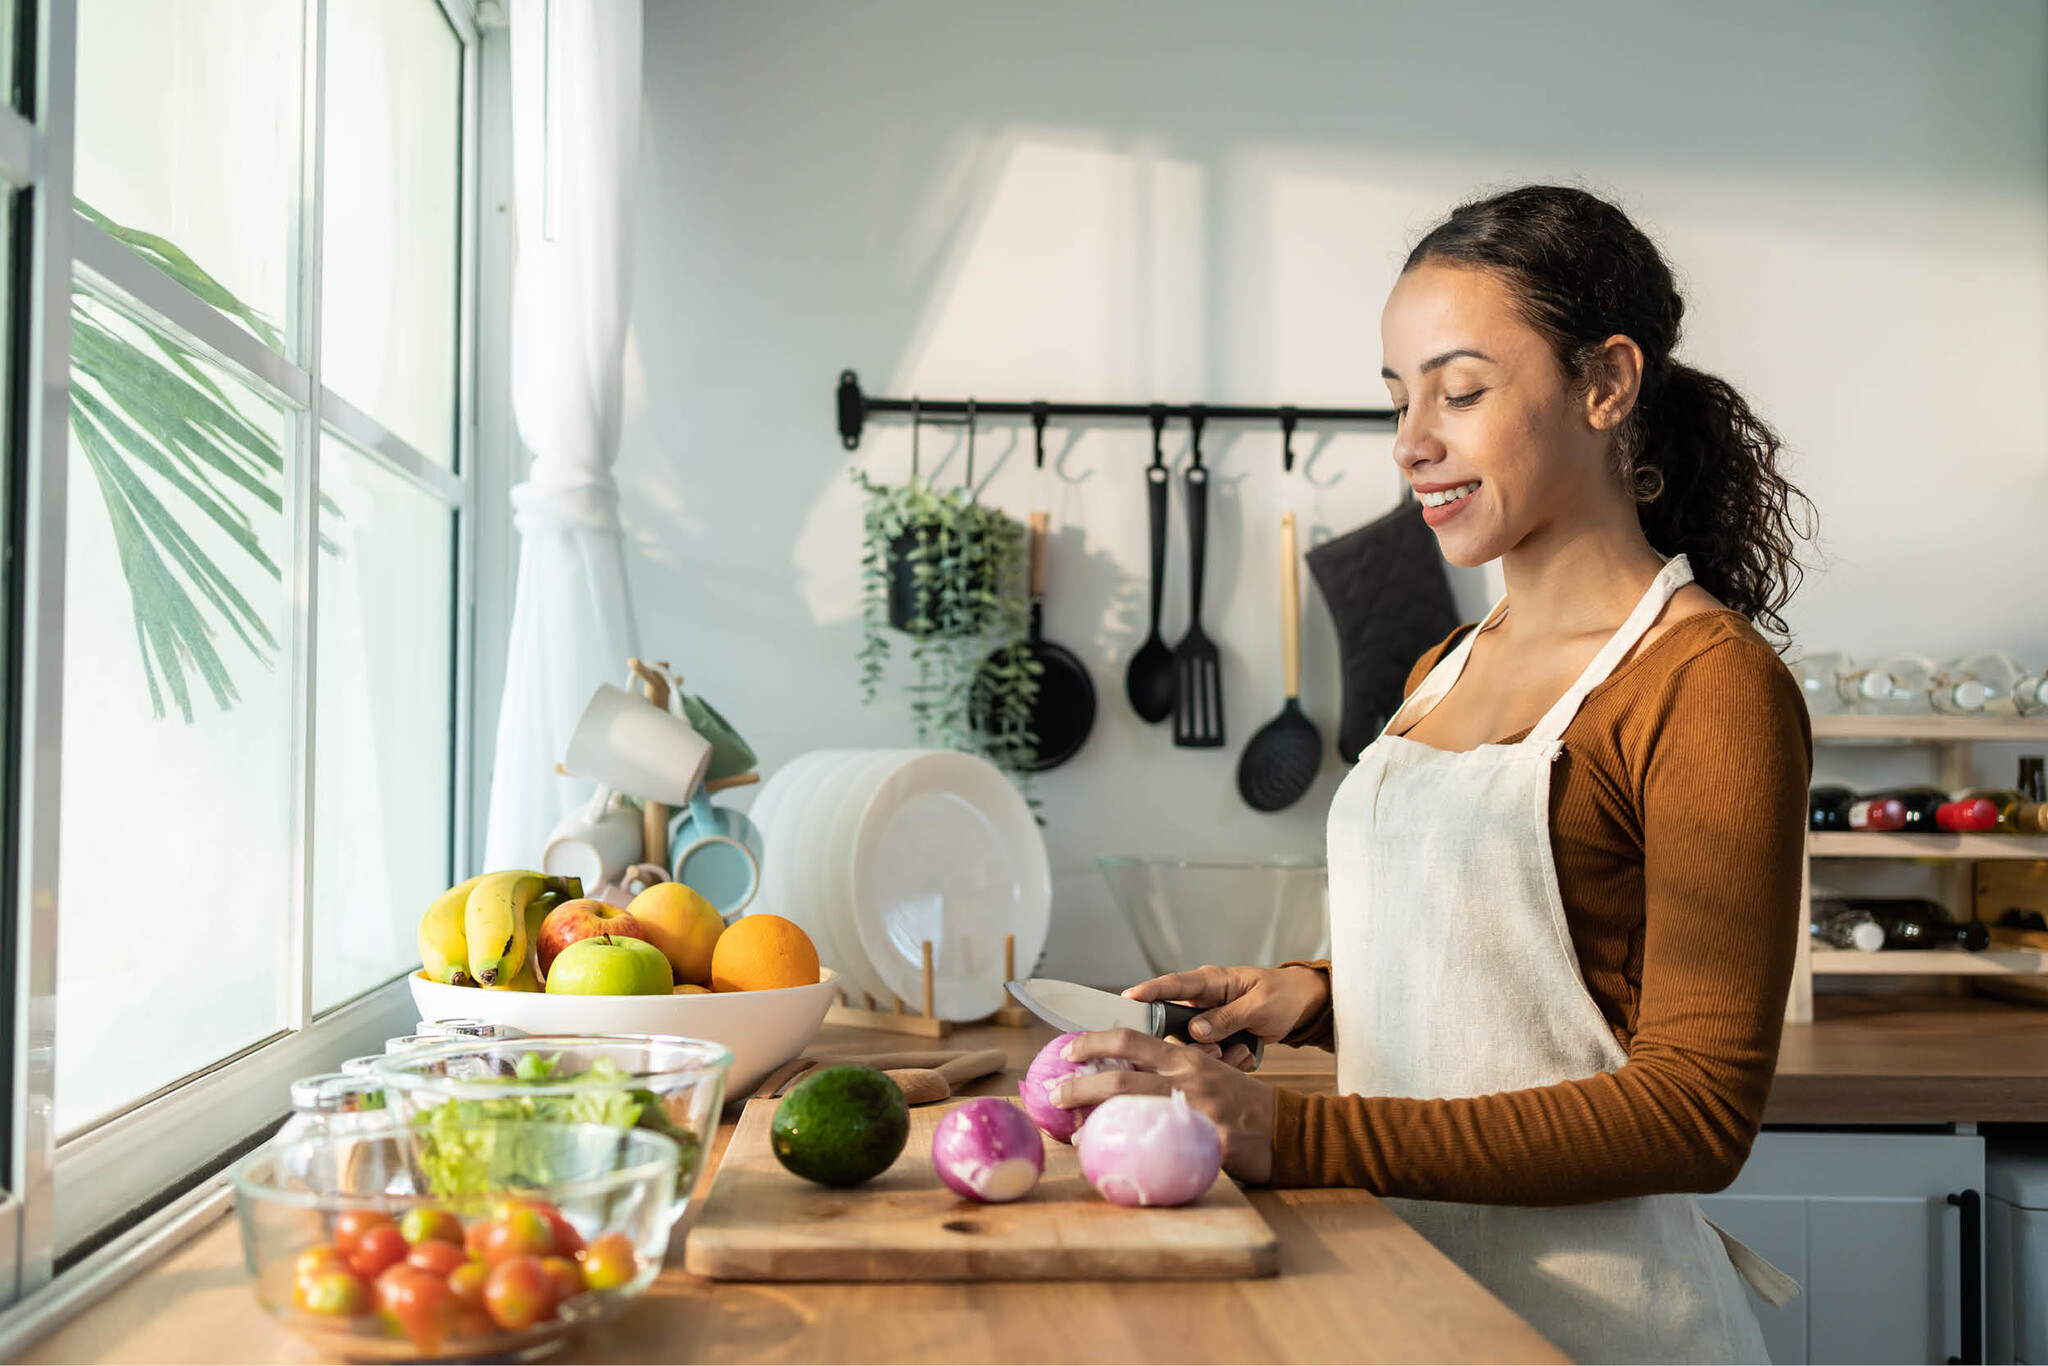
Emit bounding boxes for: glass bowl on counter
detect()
[1097,856,1329,977]
[372,1034,729,1210]
[231,1119,680,1362]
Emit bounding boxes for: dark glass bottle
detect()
[1815,897,1991,951]
[1808,786,1853,831]
[1859,786,1950,832]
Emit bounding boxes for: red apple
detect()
[536,899,650,977]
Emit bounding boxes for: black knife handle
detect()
[1158,1001,1265,1066]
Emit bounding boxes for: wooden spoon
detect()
[882,1049,1009,1106]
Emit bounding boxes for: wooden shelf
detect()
[1810,946,2048,976]
[1810,713,2048,744]
[1809,832,2048,860]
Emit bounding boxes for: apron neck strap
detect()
[1523,555,1694,746]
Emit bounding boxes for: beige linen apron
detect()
[1325,555,1778,1365]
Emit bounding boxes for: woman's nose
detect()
[1391,406,1445,479]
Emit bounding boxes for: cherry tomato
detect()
[293,1268,372,1316]
[332,1209,395,1256]
[477,1204,555,1264]
[451,1304,496,1341]
[405,1240,470,1277]
[539,1255,584,1305]
[292,1245,350,1284]
[483,1255,560,1331]
[539,1206,586,1258]
[578,1232,639,1292]
[376,1263,458,1354]
[463,1218,492,1260]
[398,1207,465,1247]
[447,1259,488,1306]
[348,1223,410,1279]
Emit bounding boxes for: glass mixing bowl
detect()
[232,1119,679,1362]
[1097,856,1329,977]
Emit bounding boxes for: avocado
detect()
[770,1064,910,1188]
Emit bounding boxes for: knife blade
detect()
[1006,977,1264,1065]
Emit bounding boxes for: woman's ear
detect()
[1583,334,1645,432]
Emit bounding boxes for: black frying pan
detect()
[979,512,1096,771]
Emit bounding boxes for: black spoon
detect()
[1125,410,1175,723]
[1238,512,1322,810]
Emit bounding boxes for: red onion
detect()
[930,1098,1045,1203]
[1074,1091,1222,1208]
[1018,1031,1132,1143]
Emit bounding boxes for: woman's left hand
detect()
[1053,1030,1276,1185]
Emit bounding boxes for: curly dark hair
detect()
[1405,185,1815,640]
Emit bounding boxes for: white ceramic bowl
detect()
[407,968,840,1097]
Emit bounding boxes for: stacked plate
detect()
[747,749,1050,1021]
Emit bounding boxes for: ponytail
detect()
[1406,186,1815,641]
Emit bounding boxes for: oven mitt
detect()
[1306,498,1462,763]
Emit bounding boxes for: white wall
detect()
[615,0,2048,983]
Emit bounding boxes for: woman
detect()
[1054,186,1813,1364]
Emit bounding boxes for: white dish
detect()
[406,968,840,1099]
[750,750,839,949]
[773,751,878,1003]
[807,751,908,1006]
[848,750,1050,1020]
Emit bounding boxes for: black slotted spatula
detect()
[1173,413,1224,748]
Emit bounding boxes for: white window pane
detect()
[312,431,454,1014]
[58,290,293,1135]
[322,0,460,468]
[75,0,301,356]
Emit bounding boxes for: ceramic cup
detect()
[541,787,643,893]
[563,683,712,806]
[674,833,761,922]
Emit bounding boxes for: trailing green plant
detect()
[854,470,1038,779]
[70,201,341,723]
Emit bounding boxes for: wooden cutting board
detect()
[683,1095,1280,1281]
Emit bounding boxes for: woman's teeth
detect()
[1419,481,1479,508]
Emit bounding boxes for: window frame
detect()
[0,0,484,1297]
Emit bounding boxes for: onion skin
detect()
[931,1098,1046,1203]
[1018,1031,1132,1144]
[1074,1091,1223,1208]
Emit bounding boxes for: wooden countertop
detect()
[1765,991,2048,1123]
[18,1022,1563,1366]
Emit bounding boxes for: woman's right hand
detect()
[1123,964,1331,1071]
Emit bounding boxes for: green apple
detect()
[543,934,674,995]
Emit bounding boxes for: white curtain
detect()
[483,0,644,871]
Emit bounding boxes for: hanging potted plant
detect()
[854,416,1037,778]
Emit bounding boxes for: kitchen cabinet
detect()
[1700,1129,1985,1365]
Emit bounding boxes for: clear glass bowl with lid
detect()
[232,1118,679,1361]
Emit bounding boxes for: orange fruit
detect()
[709,914,819,992]
[627,882,724,985]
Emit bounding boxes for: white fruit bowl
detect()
[407,968,840,1097]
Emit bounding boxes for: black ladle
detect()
[1125,408,1175,723]
[1237,512,1322,810]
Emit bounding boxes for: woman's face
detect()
[1379,262,1624,567]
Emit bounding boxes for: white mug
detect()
[563,683,712,807]
[541,786,643,894]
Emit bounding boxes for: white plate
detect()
[848,751,1050,1020]
[752,750,856,988]
[808,751,910,1006]
[407,968,840,1098]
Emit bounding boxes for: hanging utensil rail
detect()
[837,370,1398,471]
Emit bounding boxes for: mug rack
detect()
[835,370,1398,471]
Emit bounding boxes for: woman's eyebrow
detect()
[1381,347,1495,382]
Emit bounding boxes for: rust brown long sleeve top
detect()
[1269,609,1811,1204]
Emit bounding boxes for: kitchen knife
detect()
[1006,977,1265,1066]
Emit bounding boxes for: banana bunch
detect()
[418,871,581,988]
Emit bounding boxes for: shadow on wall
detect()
[615,0,2048,982]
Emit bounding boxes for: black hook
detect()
[1279,407,1299,473]
[910,397,922,479]
[1031,401,1049,470]
[964,398,977,494]
[1188,404,1207,469]
[1148,404,1166,468]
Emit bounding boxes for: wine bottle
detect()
[2013,800,2048,834]
[1811,907,1886,952]
[1859,786,1950,831]
[1814,898,1991,951]
[1846,795,1908,831]
[1809,786,1853,831]
[1936,797,2000,832]
[1945,652,2048,717]
[2020,755,2045,803]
